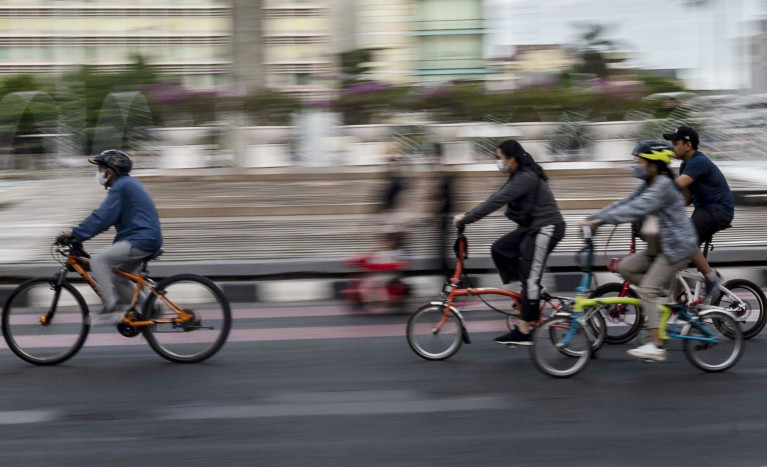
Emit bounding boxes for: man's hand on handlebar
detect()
[55,231,74,245]
[452,213,466,228]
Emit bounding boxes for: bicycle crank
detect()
[117,310,142,337]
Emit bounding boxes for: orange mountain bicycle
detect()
[1,239,231,365]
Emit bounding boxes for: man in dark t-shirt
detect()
[663,126,734,298]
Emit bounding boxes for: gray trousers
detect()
[617,236,690,329]
[91,241,150,313]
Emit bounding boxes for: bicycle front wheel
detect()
[2,278,89,365]
[530,316,592,378]
[712,279,767,339]
[142,274,231,363]
[407,304,463,360]
[683,311,744,372]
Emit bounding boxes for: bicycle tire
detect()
[712,278,767,339]
[2,277,90,365]
[586,308,607,352]
[588,282,642,344]
[530,315,592,378]
[683,310,744,372]
[142,274,231,363]
[407,304,463,360]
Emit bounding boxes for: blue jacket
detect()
[72,176,163,253]
[587,176,698,264]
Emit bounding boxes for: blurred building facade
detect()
[751,19,767,93]
[332,0,489,86]
[486,44,575,90]
[0,0,492,93]
[232,0,264,92]
[260,0,336,96]
[0,0,231,88]
[413,0,488,83]
[352,0,415,85]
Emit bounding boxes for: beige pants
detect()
[617,236,691,329]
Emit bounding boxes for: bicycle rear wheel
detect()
[530,316,592,378]
[142,274,231,363]
[683,311,744,372]
[588,283,642,344]
[407,304,463,360]
[712,279,767,339]
[2,278,89,365]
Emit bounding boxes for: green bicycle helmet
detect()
[631,141,673,165]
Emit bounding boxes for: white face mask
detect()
[496,160,509,174]
[96,170,108,186]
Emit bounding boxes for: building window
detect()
[296,73,310,85]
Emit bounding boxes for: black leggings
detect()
[491,223,565,321]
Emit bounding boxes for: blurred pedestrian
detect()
[429,143,455,279]
[377,155,409,238]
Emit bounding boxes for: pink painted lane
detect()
[0,319,510,348]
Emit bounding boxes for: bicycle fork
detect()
[41,269,68,326]
[430,295,471,345]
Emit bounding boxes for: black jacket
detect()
[463,170,564,230]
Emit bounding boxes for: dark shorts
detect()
[691,208,732,244]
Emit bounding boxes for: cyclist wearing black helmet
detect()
[55,150,163,325]
[581,141,698,362]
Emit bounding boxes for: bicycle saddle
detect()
[145,249,164,261]
[140,249,163,272]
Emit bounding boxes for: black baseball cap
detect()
[662,126,699,147]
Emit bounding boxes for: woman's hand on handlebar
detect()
[55,231,73,245]
[453,213,466,228]
[579,219,602,233]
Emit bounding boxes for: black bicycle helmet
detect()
[631,141,673,165]
[88,149,133,176]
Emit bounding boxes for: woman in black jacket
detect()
[454,140,566,345]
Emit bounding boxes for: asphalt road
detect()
[0,302,765,466]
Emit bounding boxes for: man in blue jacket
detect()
[56,150,163,325]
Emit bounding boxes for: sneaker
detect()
[627,342,667,362]
[703,271,722,299]
[88,310,124,326]
[494,328,532,346]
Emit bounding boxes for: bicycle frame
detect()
[59,249,192,328]
[573,295,718,343]
[433,228,565,336]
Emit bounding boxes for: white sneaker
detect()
[627,342,667,362]
[88,311,124,326]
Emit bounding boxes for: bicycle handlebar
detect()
[56,239,89,259]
